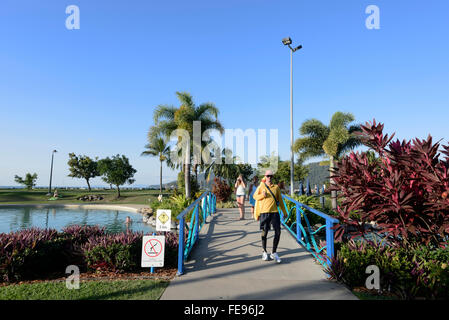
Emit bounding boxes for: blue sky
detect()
[1,0,448,187]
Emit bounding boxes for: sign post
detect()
[141,210,171,273]
[141,234,165,270]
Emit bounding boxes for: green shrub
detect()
[284,195,325,229]
[325,240,449,299]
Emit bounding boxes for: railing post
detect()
[177,217,185,276]
[296,204,301,242]
[326,219,335,266]
[194,204,199,241]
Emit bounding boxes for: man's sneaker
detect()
[270,252,281,263]
[262,251,269,261]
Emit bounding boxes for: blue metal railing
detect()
[280,194,339,267]
[176,191,216,276]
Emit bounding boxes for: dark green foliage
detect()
[177,170,199,198]
[325,240,449,299]
[14,173,38,190]
[284,195,326,229]
[97,154,137,197]
[67,153,99,191]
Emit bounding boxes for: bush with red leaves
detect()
[331,120,449,246]
[211,177,232,203]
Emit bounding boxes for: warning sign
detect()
[141,235,165,267]
[156,209,172,232]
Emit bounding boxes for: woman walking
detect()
[235,175,246,220]
[247,175,259,218]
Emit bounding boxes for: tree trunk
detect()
[86,179,91,192]
[116,185,121,198]
[194,164,198,184]
[185,163,191,199]
[185,145,191,199]
[160,160,163,195]
[330,156,337,210]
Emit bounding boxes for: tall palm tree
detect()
[151,92,224,198]
[293,111,362,209]
[205,148,238,186]
[141,136,171,194]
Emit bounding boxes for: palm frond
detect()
[153,105,176,124]
[329,112,355,130]
[175,91,194,107]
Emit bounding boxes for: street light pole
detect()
[282,37,302,196]
[48,150,57,195]
[290,48,294,196]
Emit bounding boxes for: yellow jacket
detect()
[253,182,288,221]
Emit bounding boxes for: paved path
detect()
[161,203,357,300]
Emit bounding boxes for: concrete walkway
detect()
[161,203,357,300]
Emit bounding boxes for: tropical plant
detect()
[293,111,362,209]
[331,120,449,247]
[205,148,238,186]
[67,153,99,191]
[14,173,38,190]
[150,92,224,198]
[325,240,449,299]
[141,135,171,194]
[212,177,233,203]
[97,154,137,198]
[176,170,199,199]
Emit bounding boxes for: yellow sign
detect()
[156,209,172,231]
[158,211,169,224]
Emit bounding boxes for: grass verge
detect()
[0,188,169,205]
[0,279,169,300]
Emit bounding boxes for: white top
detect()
[236,185,245,196]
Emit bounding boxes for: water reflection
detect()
[0,207,155,234]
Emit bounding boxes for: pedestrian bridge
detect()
[160,194,356,300]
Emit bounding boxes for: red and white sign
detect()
[141,235,165,267]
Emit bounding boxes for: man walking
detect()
[253,170,288,263]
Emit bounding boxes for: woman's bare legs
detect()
[237,196,245,219]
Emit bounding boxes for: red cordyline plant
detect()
[331,119,449,246]
[212,177,232,202]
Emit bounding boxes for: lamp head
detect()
[282,37,292,45]
[292,45,303,52]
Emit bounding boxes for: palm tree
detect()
[141,136,171,194]
[151,92,224,198]
[293,111,362,209]
[205,148,238,186]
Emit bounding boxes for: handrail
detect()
[176,190,216,276]
[281,194,339,267]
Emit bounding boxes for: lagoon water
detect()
[0,207,155,234]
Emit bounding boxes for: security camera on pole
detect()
[282,37,302,196]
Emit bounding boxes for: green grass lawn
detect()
[0,279,169,300]
[0,188,171,205]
